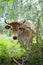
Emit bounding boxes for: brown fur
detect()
[5,20,36,48]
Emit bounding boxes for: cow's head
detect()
[5,20,36,41]
[5,20,26,40]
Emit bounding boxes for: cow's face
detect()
[5,21,26,40]
[5,20,36,42]
[5,20,36,48]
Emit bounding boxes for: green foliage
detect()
[0,34,43,65]
[28,43,43,65]
[0,34,25,65]
[23,43,43,65]
[0,34,25,58]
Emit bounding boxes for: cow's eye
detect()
[5,25,11,29]
[19,27,25,31]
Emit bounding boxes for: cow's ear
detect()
[5,25,11,29]
[19,20,26,24]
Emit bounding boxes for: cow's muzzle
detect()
[13,36,17,40]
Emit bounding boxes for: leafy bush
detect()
[0,34,25,65]
[0,34,43,65]
[26,43,43,65]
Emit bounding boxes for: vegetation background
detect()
[0,0,43,65]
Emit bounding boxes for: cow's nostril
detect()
[13,36,17,40]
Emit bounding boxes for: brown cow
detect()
[5,19,36,48]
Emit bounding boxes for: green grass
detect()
[0,34,25,58]
[0,34,25,65]
[0,34,43,65]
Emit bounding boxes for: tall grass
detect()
[0,34,43,65]
[0,34,25,65]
